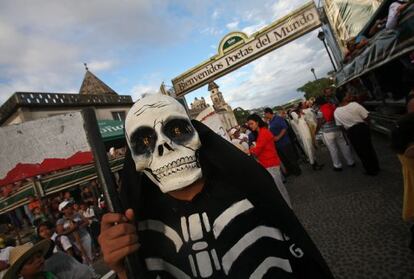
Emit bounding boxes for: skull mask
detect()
[125,94,202,193]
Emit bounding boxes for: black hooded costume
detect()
[120,120,333,279]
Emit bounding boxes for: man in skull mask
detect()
[99,94,333,279]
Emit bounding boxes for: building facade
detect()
[0,70,133,126]
[188,82,238,131]
[189,97,210,119]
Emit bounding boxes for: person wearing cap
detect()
[58,201,93,265]
[3,239,56,279]
[229,128,249,152]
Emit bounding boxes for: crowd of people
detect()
[0,143,129,278]
[0,184,104,279]
[228,84,414,254]
[0,87,412,278]
[229,86,381,180]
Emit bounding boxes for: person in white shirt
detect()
[239,125,250,142]
[37,221,79,259]
[57,201,93,265]
[80,203,101,256]
[386,0,410,29]
[36,221,97,279]
[334,89,380,175]
[229,128,249,152]
[0,238,15,278]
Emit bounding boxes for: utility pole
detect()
[317,30,338,72]
[311,68,318,81]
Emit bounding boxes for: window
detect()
[112,111,126,121]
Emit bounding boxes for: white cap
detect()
[58,200,72,212]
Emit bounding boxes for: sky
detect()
[0,0,334,110]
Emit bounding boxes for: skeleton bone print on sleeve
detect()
[125,94,203,193]
[137,188,305,279]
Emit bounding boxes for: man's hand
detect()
[98,209,139,278]
[274,129,287,142]
[397,3,408,14]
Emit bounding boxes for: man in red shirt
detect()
[315,96,355,171]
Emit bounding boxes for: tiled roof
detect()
[79,70,117,95]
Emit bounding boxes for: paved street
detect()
[289,133,414,278]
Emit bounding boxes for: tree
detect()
[297,78,333,99]
[233,107,250,125]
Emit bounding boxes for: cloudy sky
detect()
[0,0,333,109]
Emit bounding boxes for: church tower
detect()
[208,81,232,112]
[207,81,238,129]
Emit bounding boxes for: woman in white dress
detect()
[302,101,318,148]
[290,111,323,170]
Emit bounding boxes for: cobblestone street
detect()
[289,133,414,278]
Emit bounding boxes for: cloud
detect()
[130,84,160,101]
[0,0,334,115]
[200,27,223,36]
[191,31,333,110]
[242,21,267,36]
[0,0,210,104]
[87,60,116,72]
[271,0,305,20]
[226,21,239,30]
[211,9,220,19]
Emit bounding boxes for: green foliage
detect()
[297,78,333,99]
[233,107,250,125]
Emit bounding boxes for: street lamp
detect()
[317,30,337,72]
[311,68,317,81]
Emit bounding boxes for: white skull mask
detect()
[125,94,202,193]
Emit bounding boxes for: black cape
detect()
[120,120,334,278]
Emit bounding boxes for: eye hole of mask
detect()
[130,127,157,155]
[163,118,194,144]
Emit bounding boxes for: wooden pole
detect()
[81,108,146,279]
